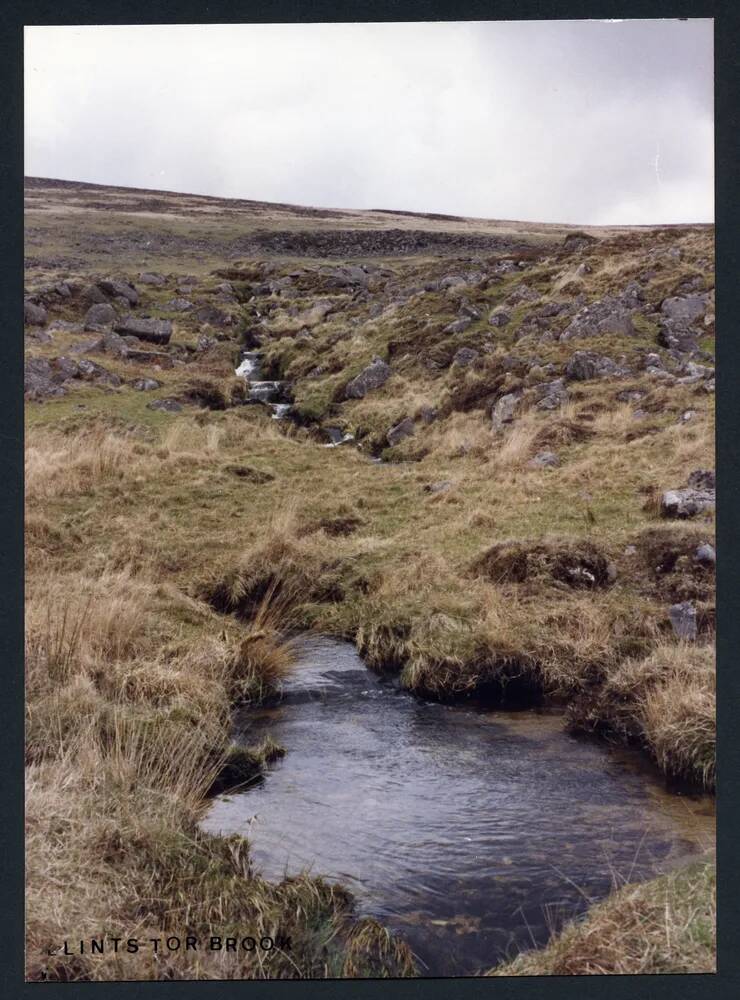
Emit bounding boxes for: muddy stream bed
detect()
[201,638,714,976]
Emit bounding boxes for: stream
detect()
[235,350,291,419]
[202,637,715,977]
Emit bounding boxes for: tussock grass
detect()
[490,858,715,975]
[568,643,715,789]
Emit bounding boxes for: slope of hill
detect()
[24,178,715,981]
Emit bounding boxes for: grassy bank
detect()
[490,857,715,976]
[25,179,715,978]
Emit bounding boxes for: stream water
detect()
[202,638,714,977]
[235,351,291,419]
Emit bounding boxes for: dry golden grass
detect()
[568,643,715,789]
[490,858,715,976]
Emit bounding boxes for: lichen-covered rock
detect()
[661,486,715,519]
[560,295,636,341]
[345,359,392,399]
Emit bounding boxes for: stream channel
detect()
[202,636,715,977]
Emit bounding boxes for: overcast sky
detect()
[24,20,713,225]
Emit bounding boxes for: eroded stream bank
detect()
[202,638,714,977]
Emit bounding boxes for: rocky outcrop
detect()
[345,359,392,399]
[560,293,637,341]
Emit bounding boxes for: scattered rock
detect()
[131,378,161,391]
[489,309,511,328]
[193,304,232,328]
[661,472,715,518]
[98,278,138,306]
[506,283,539,306]
[534,378,568,410]
[147,398,183,413]
[668,601,697,641]
[84,302,116,330]
[418,406,438,425]
[452,347,479,367]
[443,317,472,335]
[139,272,166,285]
[491,392,519,432]
[560,292,638,341]
[528,451,559,469]
[114,316,173,345]
[694,543,716,567]
[616,388,646,403]
[164,298,193,312]
[96,330,130,357]
[423,480,453,494]
[345,358,392,399]
[565,350,617,381]
[660,294,707,326]
[76,359,122,386]
[386,417,415,447]
[688,469,715,491]
[24,301,48,326]
[563,232,598,251]
[24,357,65,399]
[224,464,275,483]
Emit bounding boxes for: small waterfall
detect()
[235,350,291,419]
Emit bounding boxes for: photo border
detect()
[3,2,737,998]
